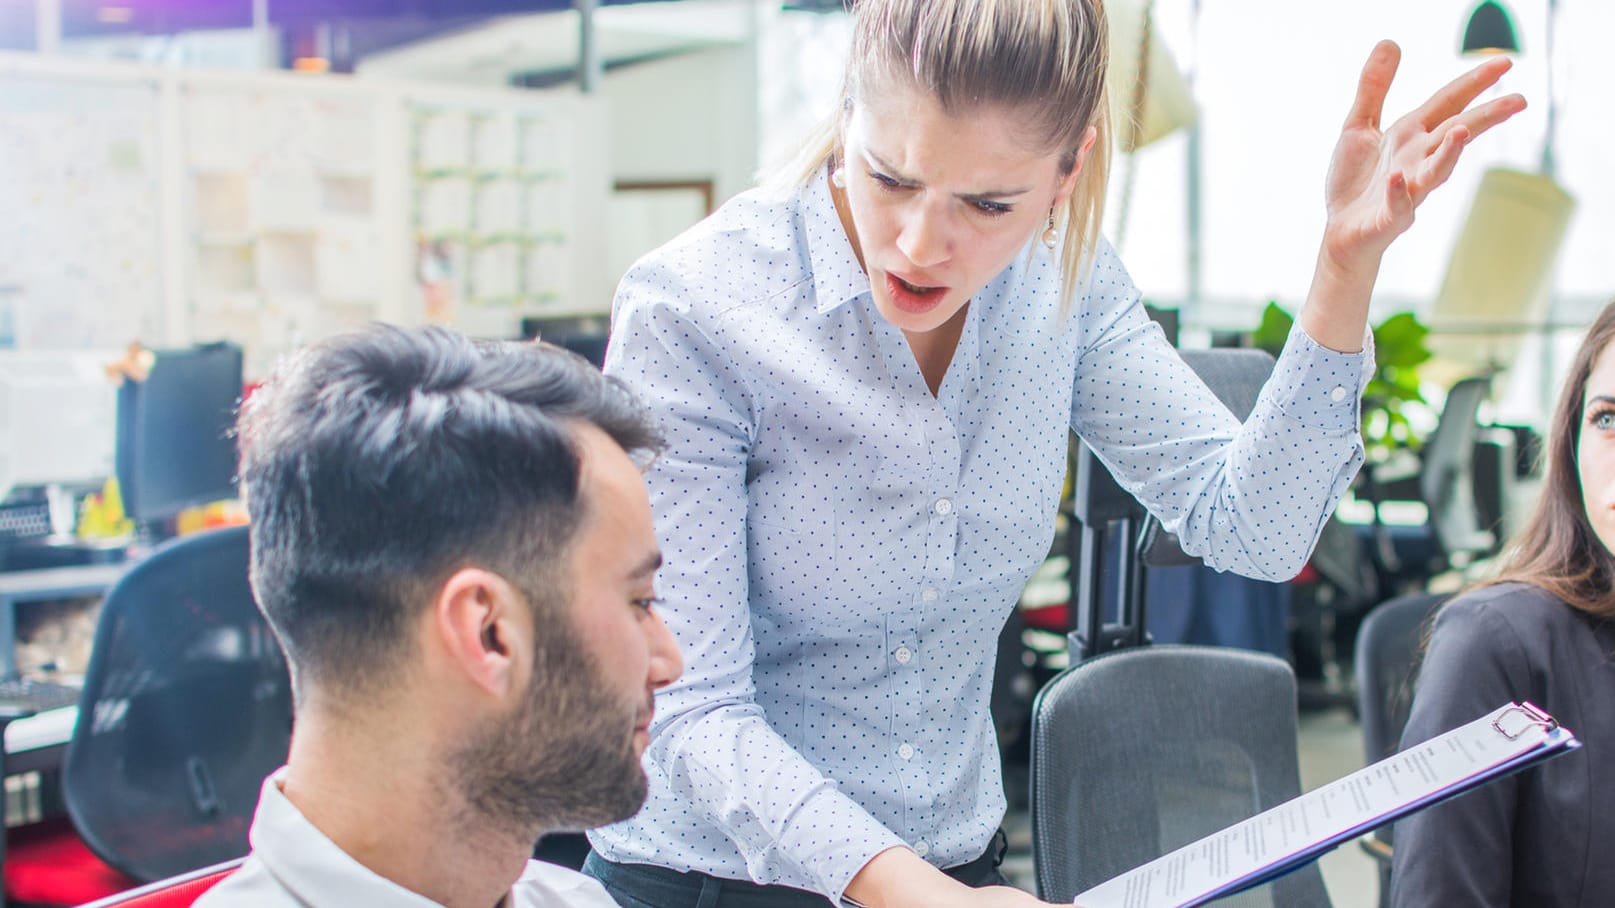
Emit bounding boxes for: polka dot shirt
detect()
[590,169,1371,902]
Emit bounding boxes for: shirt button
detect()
[898,743,915,760]
[913,840,930,857]
[894,646,913,664]
[934,497,953,516]
[921,587,939,602]
[1330,385,1347,402]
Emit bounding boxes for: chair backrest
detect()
[1354,592,1448,771]
[1068,348,1280,657]
[1419,377,1494,560]
[1029,645,1331,907]
[76,858,242,908]
[63,525,292,883]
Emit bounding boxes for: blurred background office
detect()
[0,1,1611,906]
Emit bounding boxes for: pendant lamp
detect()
[1461,1,1521,55]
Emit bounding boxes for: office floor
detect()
[998,705,1379,908]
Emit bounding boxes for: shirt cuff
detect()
[1260,321,1374,433]
[780,785,908,904]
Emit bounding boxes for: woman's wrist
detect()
[844,846,971,908]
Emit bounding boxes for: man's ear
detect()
[432,567,525,698]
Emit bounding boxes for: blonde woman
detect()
[587,2,1523,906]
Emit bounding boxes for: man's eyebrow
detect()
[628,551,663,580]
[863,149,1033,200]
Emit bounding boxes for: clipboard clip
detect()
[1492,702,1559,740]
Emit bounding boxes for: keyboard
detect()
[0,677,82,713]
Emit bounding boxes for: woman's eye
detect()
[1593,411,1615,431]
[971,200,1012,217]
[868,170,903,190]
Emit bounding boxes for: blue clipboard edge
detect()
[1182,729,1582,907]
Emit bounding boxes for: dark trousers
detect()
[584,830,1010,908]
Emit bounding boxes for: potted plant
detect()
[1250,301,1434,463]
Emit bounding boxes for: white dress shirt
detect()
[196,769,619,907]
[590,169,1371,902]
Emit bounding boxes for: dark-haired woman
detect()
[1390,299,1615,908]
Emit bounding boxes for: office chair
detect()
[1029,644,1332,907]
[1067,348,1279,661]
[1352,591,1449,908]
[75,858,241,908]
[1360,376,1496,589]
[4,525,292,905]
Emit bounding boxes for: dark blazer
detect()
[1389,582,1615,908]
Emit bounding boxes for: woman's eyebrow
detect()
[863,149,1032,199]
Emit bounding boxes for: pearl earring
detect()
[831,167,846,189]
[1041,209,1059,251]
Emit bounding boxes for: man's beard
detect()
[451,616,649,835]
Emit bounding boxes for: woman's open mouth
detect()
[885,272,948,314]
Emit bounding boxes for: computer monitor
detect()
[0,351,121,505]
[115,342,243,530]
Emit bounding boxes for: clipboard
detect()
[1072,701,1581,908]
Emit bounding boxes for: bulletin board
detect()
[0,67,164,349]
[408,97,580,340]
[0,54,608,375]
[178,78,385,377]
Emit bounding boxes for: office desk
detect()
[0,563,129,678]
[4,706,75,776]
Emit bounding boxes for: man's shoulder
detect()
[511,860,620,907]
[195,858,621,907]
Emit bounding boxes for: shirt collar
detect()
[801,166,872,315]
[246,767,458,907]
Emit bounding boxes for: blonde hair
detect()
[771,0,1113,310]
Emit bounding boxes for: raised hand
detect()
[1321,40,1526,270]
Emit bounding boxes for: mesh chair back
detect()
[1029,645,1331,907]
[1353,592,1447,857]
[63,525,291,882]
[1419,377,1494,559]
[1354,592,1446,765]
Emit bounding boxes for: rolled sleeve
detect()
[1070,246,1370,581]
[1260,321,1375,433]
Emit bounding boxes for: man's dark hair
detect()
[238,324,660,699]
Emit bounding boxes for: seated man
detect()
[199,324,682,907]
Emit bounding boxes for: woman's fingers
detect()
[1343,39,1401,132]
[1443,92,1529,142]
[1413,55,1515,131]
[1412,125,1471,198]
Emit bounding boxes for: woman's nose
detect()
[896,203,951,269]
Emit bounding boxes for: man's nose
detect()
[644,607,683,689]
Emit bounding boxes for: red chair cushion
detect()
[1021,602,1070,633]
[90,866,235,907]
[5,818,138,905]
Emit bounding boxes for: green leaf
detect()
[1251,301,1293,358]
[1373,312,1433,368]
